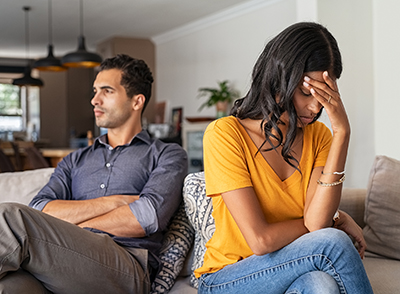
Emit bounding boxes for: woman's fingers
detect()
[309,87,332,107]
[304,73,339,105]
[322,71,338,93]
[303,72,350,135]
[335,211,366,259]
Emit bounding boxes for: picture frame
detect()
[171,107,182,137]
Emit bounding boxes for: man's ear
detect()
[132,94,146,111]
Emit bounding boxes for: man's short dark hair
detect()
[99,54,154,111]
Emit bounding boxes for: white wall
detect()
[154,0,378,188]
[316,0,375,187]
[154,0,297,119]
[373,0,400,159]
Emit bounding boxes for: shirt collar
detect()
[94,129,153,149]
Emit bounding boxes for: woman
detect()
[195,22,373,294]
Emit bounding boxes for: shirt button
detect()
[106,163,111,168]
[100,184,105,189]
[108,146,113,150]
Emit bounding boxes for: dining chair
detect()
[10,142,23,171]
[0,148,15,172]
[23,146,50,169]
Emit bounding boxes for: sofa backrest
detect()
[0,168,54,205]
[340,188,366,228]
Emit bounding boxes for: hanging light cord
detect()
[13,6,44,86]
[23,6,30,60]
[48,0,53,45]
[79,0,84,36]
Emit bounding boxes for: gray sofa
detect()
[0,154,399,293]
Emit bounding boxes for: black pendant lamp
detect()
[13,65,44,87]
[61,0,102,68]
[13,6,44,87]
[33,0,66,71]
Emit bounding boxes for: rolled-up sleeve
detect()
[129,197,158,235]
[129,143,188,236]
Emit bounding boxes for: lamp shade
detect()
[12,66,44,87]
[33,44,66,71]
[61,36,102,68]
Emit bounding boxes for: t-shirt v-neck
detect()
[236,119,306,189]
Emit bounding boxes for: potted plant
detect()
[198,80,239,118]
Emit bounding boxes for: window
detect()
[0,83,22,132]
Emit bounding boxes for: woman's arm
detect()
[303,71,350,231]
[222,187,308,256]
[302,73,366,258]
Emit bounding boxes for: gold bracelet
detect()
[321,170,345,175]
[317,174,346,187]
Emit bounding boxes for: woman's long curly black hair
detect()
[231,22,342,171]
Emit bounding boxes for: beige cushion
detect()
[363,253,400,294]
[363,156,400,260]
[340,188,366,228]
[0,168,54,205]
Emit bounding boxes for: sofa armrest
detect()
[339,188,367,228]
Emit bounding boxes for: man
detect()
[0,54,188,293]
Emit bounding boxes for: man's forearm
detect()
[78,205,146,238]
[42,195,139,224]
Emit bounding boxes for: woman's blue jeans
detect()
[198,228,373,294]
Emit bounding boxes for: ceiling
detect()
[0,0,252,60]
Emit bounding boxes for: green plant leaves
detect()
[198,80,239,111]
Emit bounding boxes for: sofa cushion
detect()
[0,168,54,205]
[151,201,194,294]
[339,188,366,228]
[363,155,400,260]
[182,172,215,289]
[363,253,400,294]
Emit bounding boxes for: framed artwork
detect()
[154,101,167,123]
[171,107,183,137]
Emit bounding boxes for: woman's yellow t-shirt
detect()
[194,116,332,278]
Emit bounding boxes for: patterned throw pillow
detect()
[151,201,194,293]
[182,172,215,288]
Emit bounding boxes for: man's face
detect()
[91,69,133,129]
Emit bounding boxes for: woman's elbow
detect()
[304,216,331,232]
[248,235,275,256]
